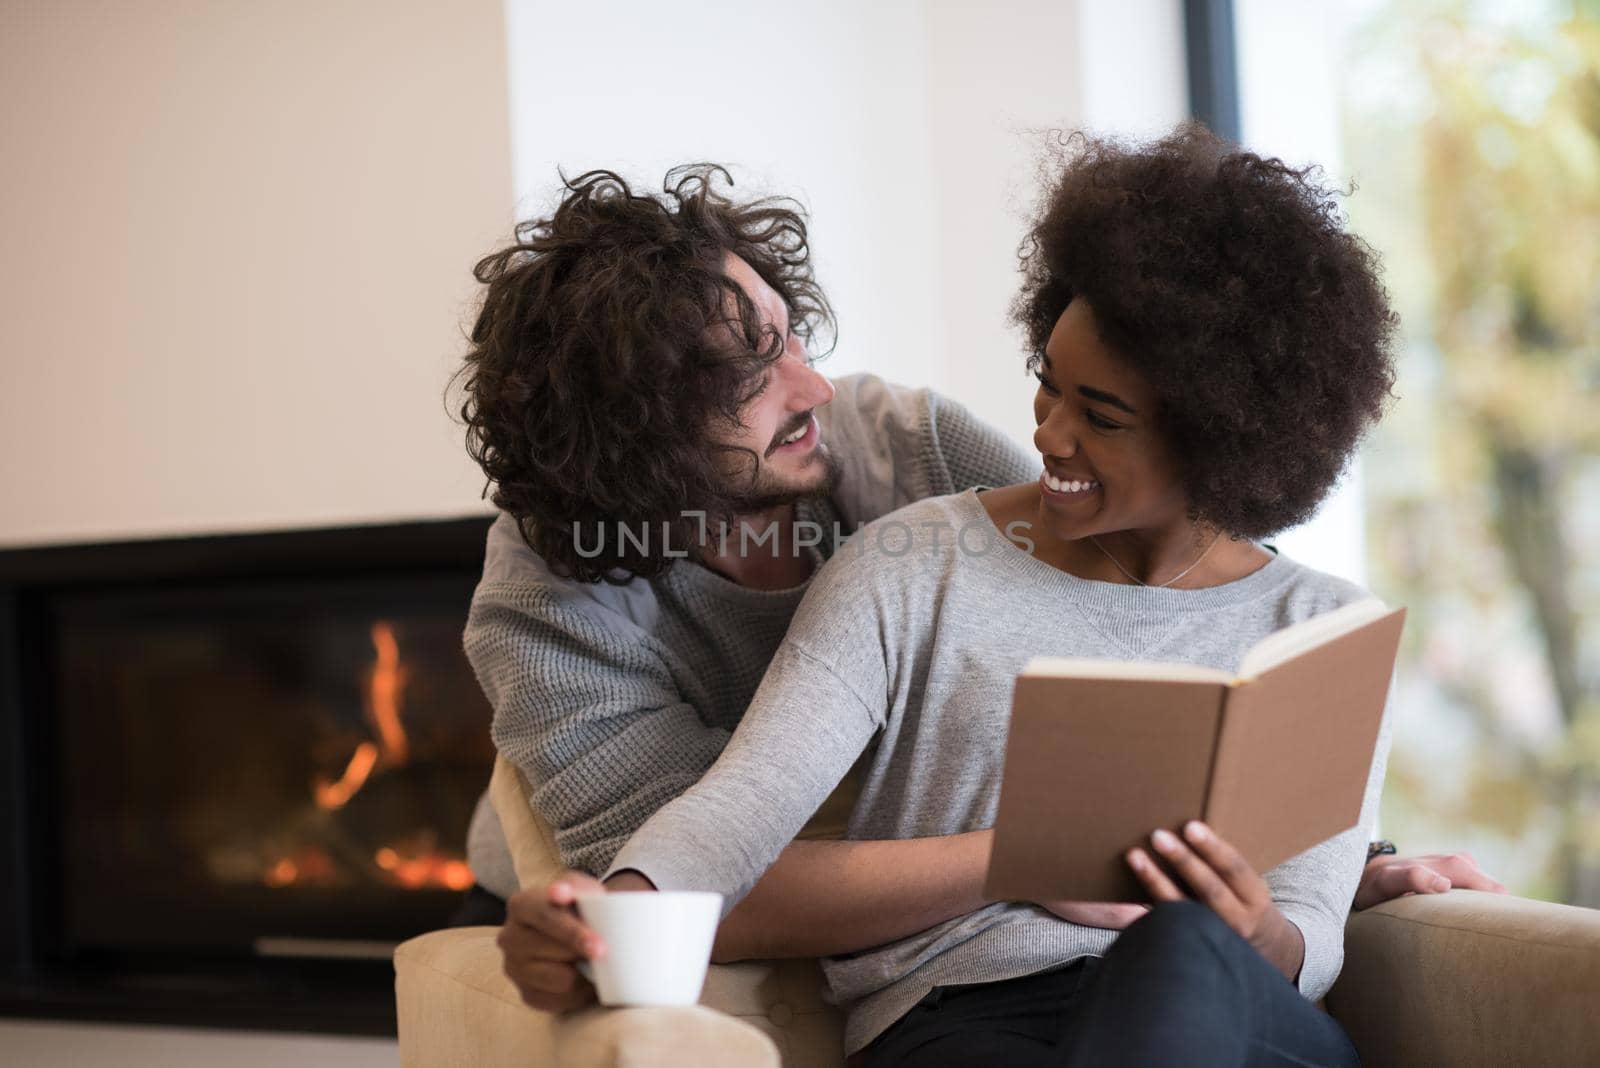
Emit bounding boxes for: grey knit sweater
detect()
[606,488,1394,1053]
[463,373,1038,896]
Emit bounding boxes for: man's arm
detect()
[817,376,1036,528]
[467,586,731,877]
[924,389,1039,494]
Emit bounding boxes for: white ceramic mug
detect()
[573,891,723,1007]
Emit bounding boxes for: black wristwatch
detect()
[1366,840,1397,863]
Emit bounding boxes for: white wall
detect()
[0,0,513,548]
[1235,0,1367,582]
[504,0,1188,455]
[504,0,941,387]
[927,0,1188,446]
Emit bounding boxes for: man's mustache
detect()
[765,412,814,457]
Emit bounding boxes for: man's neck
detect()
[695,501,816,590]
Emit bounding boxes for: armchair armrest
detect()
[396,926,850,1067]
[1328,890,1600,1067]
[395,926,782,1068]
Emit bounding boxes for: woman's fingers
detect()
[1128,821,1270,936]
[503,959,597,1012]
[498,870,611,1012]
[498,925,586,964]
[1129,822,1288,959]
[1177,821,1268,907]
[1125,846,1185,901]
[1144,827,1244,922]
[504,874,608,958]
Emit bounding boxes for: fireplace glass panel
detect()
[51,574,493,958]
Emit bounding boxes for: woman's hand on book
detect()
[1035,899,1151,929]
[1125,821,1305,982]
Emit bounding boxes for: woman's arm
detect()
[503,829,1000,1011]
[602,641,886,907]
[502,536,940,1007]
[1262,692,1398,997]
[707,832,1147,963]
[709,831,994,962]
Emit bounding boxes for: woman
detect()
[602,125,1399,1066]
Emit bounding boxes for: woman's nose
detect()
[1034,415,1077,460]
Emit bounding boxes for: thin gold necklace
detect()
[1088,531,1223,589]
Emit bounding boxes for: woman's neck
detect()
[981,483,1271,589]
[1081,526,1246,589]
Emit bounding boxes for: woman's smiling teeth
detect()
[1041,471,1099,494]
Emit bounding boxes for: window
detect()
[1238,0,1600,906]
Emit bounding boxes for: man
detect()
[454,163,1505,1013]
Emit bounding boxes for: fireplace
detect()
[0,516,497,1035]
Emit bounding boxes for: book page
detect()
[1205,607,1405,873]
[1236,597,1390,680]
[1024,656,1234,685]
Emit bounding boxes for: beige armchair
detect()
[395,757,1600,1067]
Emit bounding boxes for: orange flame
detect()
[364,622,409,765]
[372,847,475,891]
[266,858,299,887]
[271,620,466,892]
[313,741,379,810]
[311,621,411,812]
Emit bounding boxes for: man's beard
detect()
[719,444,842,515]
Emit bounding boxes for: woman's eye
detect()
[1086,410,1122,431]
[1032,369,1059,395]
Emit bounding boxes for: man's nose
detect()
[782,349,834,410]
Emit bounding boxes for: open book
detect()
[984,599,1405,903]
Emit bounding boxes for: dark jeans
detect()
[863,900,1359,1068]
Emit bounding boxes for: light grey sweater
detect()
[464,374,1038,896]
[605,488,1393,1054]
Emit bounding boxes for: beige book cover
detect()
[983,600,1405,903]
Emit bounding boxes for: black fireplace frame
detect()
[0,514,495,1036]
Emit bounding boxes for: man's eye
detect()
[1032,369,1059,395]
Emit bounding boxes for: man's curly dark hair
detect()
[455,164,834,583]
[1012,123,1399,538]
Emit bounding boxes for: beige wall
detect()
[0,0,513,547]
